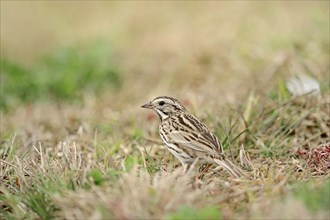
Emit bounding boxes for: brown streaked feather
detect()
[213,158,245,178]
[184,114,223,153]
[161,112,224,155]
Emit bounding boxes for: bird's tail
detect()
[213,157,245,178]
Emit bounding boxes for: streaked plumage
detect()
[142,96,244,178]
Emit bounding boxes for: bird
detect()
[141,96,244,178]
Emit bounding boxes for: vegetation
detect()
[1,40,120,110]
[1,2,329,219]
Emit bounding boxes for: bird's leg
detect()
[182,163,189,173]
[190,158,199,171]
[182,159,199,173]
[200,164,213,173]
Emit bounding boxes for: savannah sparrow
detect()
[142,96,244,178]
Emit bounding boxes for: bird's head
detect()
[141,96,186,120]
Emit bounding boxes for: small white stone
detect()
[286,75,320,96]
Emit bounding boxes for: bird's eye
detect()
[159,101,165,106]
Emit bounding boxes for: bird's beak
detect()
[141,102,154,109]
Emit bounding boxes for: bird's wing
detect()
[167,130,215,154]
[166,113,224,155]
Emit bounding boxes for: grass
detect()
[293,180,330,214]
[1,2,329,220]
[1,91,329,219]
[167,205,221,220]
[1,39,120,110]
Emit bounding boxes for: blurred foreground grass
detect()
[1,2,329,219]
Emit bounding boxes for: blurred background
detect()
[1,1,329,141]
[1,1,329,111]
